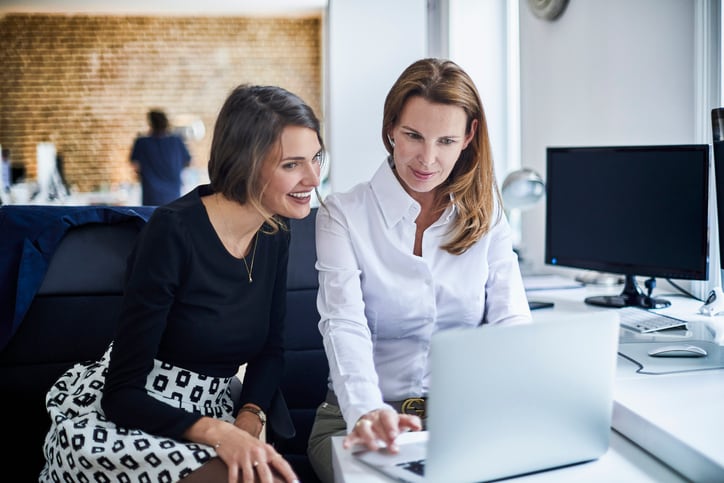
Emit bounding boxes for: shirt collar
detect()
[370,157,457,228]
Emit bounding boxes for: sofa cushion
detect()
[0,205,154,352]
[276,208,327,482]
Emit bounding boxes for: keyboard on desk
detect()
[617,307,688,333]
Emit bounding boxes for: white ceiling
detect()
[0,0,327,16]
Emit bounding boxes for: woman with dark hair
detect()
[307,58,531,482]
[131,108,192,206]
[42,84,325,483]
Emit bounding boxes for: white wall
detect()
[449,0,515,186]
[325,0,427,194]
[518,0,699,272]
[326,0,517,195]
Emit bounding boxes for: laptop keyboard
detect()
[397,459,426,476]
[618,307,688,333]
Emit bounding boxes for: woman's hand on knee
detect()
[211,423,299,483]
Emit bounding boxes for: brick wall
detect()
[0,13,322,193]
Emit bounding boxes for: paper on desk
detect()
[523,274,584,291]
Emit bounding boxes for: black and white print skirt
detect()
[40,344,236,482]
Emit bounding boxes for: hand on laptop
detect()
[342,408,422,453]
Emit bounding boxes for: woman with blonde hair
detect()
[307,58,531,482]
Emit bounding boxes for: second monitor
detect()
[545,144,710,309]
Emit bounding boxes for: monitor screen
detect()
[545,144,709,309]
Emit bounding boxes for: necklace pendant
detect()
[241,232,258,284]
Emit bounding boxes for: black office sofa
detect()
[0,205,327,482]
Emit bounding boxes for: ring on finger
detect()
[355,418,372,429]
[253,460,259,467]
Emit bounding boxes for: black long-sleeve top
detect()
[102,184,289,439]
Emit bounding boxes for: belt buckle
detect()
[400,397,426,418]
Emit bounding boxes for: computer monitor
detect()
[713,109,724,278]
[545,144,709,309]
[713,148,724,258]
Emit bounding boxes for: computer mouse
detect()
[647,344,708,358]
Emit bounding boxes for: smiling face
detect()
[389,96,476,204]
[260,125,322,219]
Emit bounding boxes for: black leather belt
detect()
[325,390,428,419]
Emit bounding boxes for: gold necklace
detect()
[215,194,258,283]
[242,232,258,283]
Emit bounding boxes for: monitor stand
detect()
[584,274,671,309]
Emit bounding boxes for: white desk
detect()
[332,280,724,482]
[332,430,686,482]
[530,281,724,482]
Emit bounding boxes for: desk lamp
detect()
[502,168,553,310]
[501,167,545,212]
[501,167,545,268]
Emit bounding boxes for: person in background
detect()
[131,109,192,206]
[1,148,11,193]
[42,84,325,483]
[306,58,532,482]
[55,152,70,196]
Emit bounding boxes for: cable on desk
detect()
[666,278,704,301]
[616,351,645,374]
[644,278,656,298]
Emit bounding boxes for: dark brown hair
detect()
[208,84,324,231]
[148,110,169,135]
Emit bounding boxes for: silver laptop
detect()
[354,312,620,483]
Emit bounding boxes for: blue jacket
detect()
[0,205,154,352]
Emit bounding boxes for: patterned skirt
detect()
[40,344,236,482]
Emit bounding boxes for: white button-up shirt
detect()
[316,159,531,432]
